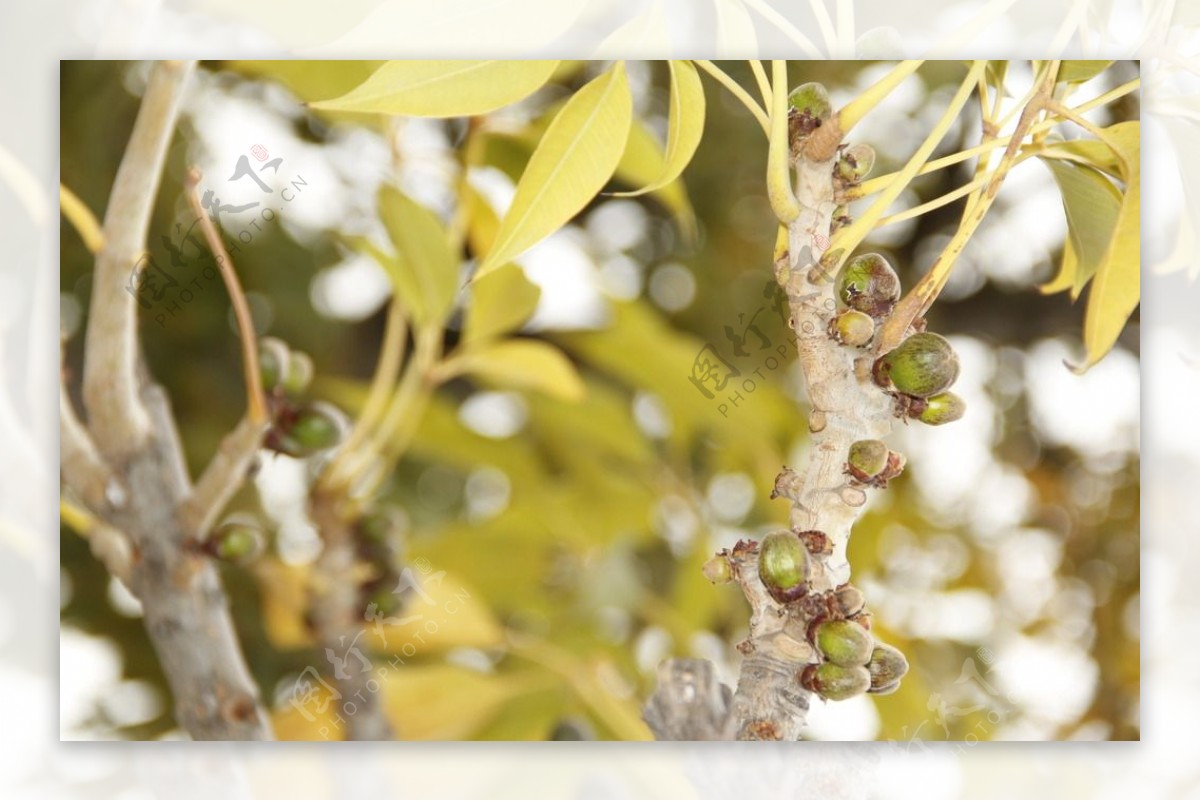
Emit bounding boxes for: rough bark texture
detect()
[646,123,895,741]
[62,60,272,740]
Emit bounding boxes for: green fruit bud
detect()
[909,391,966,426]
[801,662,872,701]
[836,253,901,318]
[759,531,809,603]
[258,337,290,391]
[362,581,402,617]
[833,584,866,618]
[212,519,265,564]
[788,82,832,138]
[836,144,876,184]
[702,554,733,584]
[270,402,345,457]
[814,619,874,667]
[867,642,909,693]
[831,309,875,347]
[847,439,889,482]
[873,332,960,398]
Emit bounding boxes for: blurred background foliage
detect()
[60,60,1139,741]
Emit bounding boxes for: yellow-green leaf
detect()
[614,118,697,239]
[1039,158,1122,299]
[377,185,459,326]
[1057,60,1113,83]
[1040,236,1078,296]
[1038,138,1124,180]
[612,60,705,198]
[1077,122,1140,371]
[463,183,500,259]
[447,340,585,402]
[477,64,633,278]
[310,60,559,117]
[463,263,541,345]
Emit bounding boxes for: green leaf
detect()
[1057,61,1113,83]
[1040,236,1078,296]
[228,60,384,104]
[463,264,541,345]
[1038,158,1122,299]
[1077,122,1140,371]
[477,63,633,278]
[377,185,459,326]
[448,340,585,402]
[310,60,559,117]
[612,60,704,198]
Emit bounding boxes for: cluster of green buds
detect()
[872,331,966,426]
[788,82,833,142]
[797,582,910,701]
[354,505,408,619]
[259,337,349,458]
[828,253,900,348]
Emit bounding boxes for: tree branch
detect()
[83,60,195,458]
[61,380,123,514]
[69,60,274,740]
[178,415,268,538]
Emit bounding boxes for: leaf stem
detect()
[184,167,268,425]
[766,60,801,223]
[694,60,770,135]
[836,60,924,135]
[749,60,772,108]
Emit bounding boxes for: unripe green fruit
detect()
[212,520,264,564]
[258,337,290,390]
[910,391,966,426]
[801,662,872,701]
[283,351,314,396]
[832,309,875,347]
[836,253,901,318]
[271,402,345,457]
[814,619,874,667]
[833,584,866,618]
[788,82,832,138]
[702,554,732,584]
[873,332,960,398]
[867,642,909,693]
[759,531,809,603]
[836,144,876,184]
[847,439,889,482]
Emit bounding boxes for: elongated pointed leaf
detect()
[1039,158,1122,299]
[311,60,559,117]
[449,340,585,402]
[1077,122,1140,371]
[463,263,541,345]
[377,185,459,326]
[477,64,633,278]
[612,60,704,198]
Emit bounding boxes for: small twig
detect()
[61,498,134,585]
[83,59,195,457]
[59,184,106,253]
[179,415,269,538]
[183,168,268,425]
[874,61,1060,355]
[60,382,122,513]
